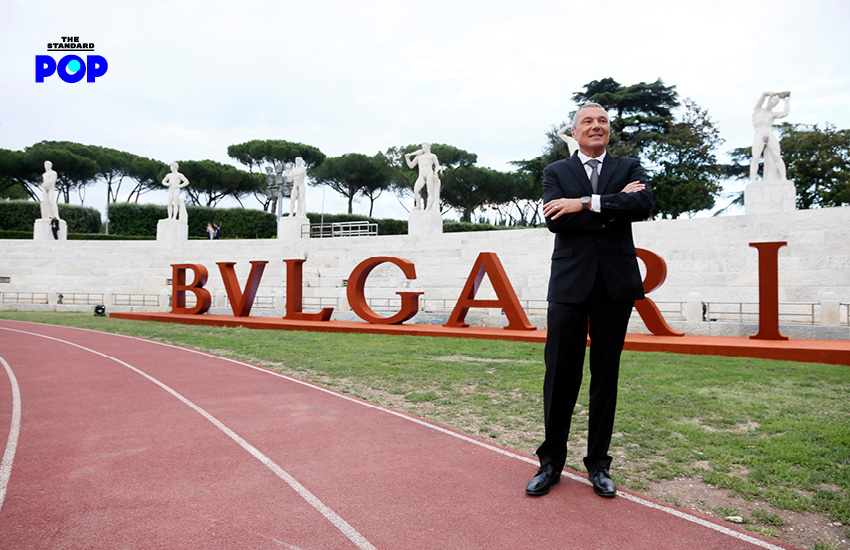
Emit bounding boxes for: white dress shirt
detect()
[576,150,606,212]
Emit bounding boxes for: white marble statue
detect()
[556,125,580,156]
[405,143,441,211]
[750,91,790,182]
[286,157,307,217]
[40,160,60,220]
[162,162,190,221]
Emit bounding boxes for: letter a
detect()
[444,252,535,331]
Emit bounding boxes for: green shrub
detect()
[108,203,277,239]
[0,200,101,233]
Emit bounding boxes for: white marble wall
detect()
[1,206,848,336]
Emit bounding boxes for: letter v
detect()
[217,261,268,317]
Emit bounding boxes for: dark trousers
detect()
[536,270,634,473]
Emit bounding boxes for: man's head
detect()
[571,102,610,157]
[170,162,179,172]
[44,160,52,170]
[767,95,780,109]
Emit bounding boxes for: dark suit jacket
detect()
[543,152,655,303]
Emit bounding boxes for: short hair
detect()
[571,102,606,130]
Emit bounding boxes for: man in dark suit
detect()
[526,102,654,498]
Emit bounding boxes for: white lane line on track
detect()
[0,357,22,514]
[3,323,788,550]
[0,327,376,550]
[118,334,790,550]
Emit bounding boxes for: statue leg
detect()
[413,177,425,210]
[750,138,766,182]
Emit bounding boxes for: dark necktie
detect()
[587,159,600,193]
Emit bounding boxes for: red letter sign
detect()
[171,263,211,315]
[444,252,535,331]
[217,261,268,317]
[635,249,684,337]
[749,241,789,340]
[347,257,423,324]
[283,259,333,321]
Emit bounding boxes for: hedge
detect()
[0,201,101,233]
[108,203,278,239]
[1,200,526,239]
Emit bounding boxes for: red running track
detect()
[0,320,801,549]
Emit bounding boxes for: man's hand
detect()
[543,198,582,220]
[621,181,645,193]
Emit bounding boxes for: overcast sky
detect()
[2,0,849,220]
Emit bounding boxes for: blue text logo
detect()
[36,36,108,83]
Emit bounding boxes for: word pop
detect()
[35,55,108,83]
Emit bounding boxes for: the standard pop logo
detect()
[36,36,108,83]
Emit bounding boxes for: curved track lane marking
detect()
[0,357,22,513]
[0,327,376,550]
[2,323,788,550]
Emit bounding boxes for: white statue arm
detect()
[753,91,772,112]
[778,95,790,118]
[405,151,421,169]
[178,175,190,189]
[557,125,580,155]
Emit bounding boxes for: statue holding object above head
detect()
[162,162,190,221]
[40,160,60,220]
[405,143,441,211]
[750,91,790,182]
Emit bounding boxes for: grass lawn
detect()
[1,311,848,548]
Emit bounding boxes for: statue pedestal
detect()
[744,179,797,216]
[156,219,188,242]
[278,215,309,240]
[408,209,443,236]
[33,219,67,241]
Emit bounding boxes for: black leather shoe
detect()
[589,468,616,497]
[526,465,560,496]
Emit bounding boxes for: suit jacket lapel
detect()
[597,154,619,194]
[565,154,593,195]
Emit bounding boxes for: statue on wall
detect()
[162,162,190,221]
[40,160,60,220]
[557,125,580,156]
[405,143,441,211]
[286,157,307,217]
[750,91,790,182]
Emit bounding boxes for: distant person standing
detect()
[206,223,214,239]
[213,222,221,239]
